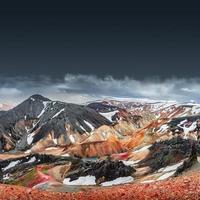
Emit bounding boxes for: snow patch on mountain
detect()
[52,108,65,119]
[157,171,175,180]
[27,133,34,145]
[63,176,96,186]
[157,124,169,133]
[99,110,118,122]
[69,135,75,143]
[133,145,152,153]
[26,156,36,164]
[3,160,20,171]
[38,101,50,118]
[158,161,183,173]
[84,120,95,131]
[101,176,134,186]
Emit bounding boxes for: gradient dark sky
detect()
[0,1,200,79]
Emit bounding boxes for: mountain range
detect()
[0,94,200,192]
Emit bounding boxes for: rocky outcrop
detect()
[65,158,135,184]
[174,142,198,176]
[138,137,200,172]
[87,102,118,112]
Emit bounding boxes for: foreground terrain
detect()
[0,172,200,200]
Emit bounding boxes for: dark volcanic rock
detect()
[87,102,118,112]
[0,154,80,182]
[37,101,111,135]
[0,94,50,151]
[0,94,50,125]
[174,142,198,176]
[0,95,111,152]
[66,158,135,184]
[138,137,200,172]
[24,101,111,148]
[168,115,200,133]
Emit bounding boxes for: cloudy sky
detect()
[1,74,200,105]
[0,1,200,104]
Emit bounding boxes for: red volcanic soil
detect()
[1,173,200,200]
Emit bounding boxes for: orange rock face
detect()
[122,129,145,149]
[67,134,125,157]
[1,173,200,200]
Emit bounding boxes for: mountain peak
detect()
[29,94,50,102]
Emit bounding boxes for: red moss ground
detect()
[0,173,200,200]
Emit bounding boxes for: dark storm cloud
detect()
[1,74,200,104]
[0,1,200,79]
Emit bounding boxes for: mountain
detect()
[0,94,50,124]
[94,99,200,118]
[0,94,111,152]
